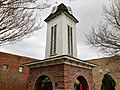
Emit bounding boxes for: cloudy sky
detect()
[0,0,106,60]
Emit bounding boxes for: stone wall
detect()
[88,56,120,90]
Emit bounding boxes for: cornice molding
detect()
[25,55,97,70]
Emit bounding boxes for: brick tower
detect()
[26,3,96,90]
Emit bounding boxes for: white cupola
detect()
[44,3,79,58]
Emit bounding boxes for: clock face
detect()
[51,6,58,14]
[67,6,73,14]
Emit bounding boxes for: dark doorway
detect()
[35,75,53,90]
[101,74,116,90]
[74,76,89,90]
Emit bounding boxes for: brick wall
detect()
[0,52,34,90]
[0,52,95,90]
[28,62,93,90]
[64,64,93,90]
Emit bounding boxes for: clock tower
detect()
[26,3,96,90]
[45,3,79,58]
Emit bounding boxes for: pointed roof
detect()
[44,3,79,23]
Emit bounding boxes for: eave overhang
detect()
[24,55,97,70]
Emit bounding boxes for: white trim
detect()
[25,55,97,69]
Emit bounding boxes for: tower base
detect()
[26,55,96,90]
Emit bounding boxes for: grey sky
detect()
[0,0,105,60]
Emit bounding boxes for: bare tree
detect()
[0,0,50,46]
[87,0,120,56]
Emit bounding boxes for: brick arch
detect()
[34,73,55,90]
[73,72,89,83]
[73,73,90,90]
[76,76,89,90]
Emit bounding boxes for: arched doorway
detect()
[101,74,116,90]
[74,76,89,90]
[35,75,53,90]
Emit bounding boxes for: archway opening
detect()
[74,76,89,90]
[35,75,53,90]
